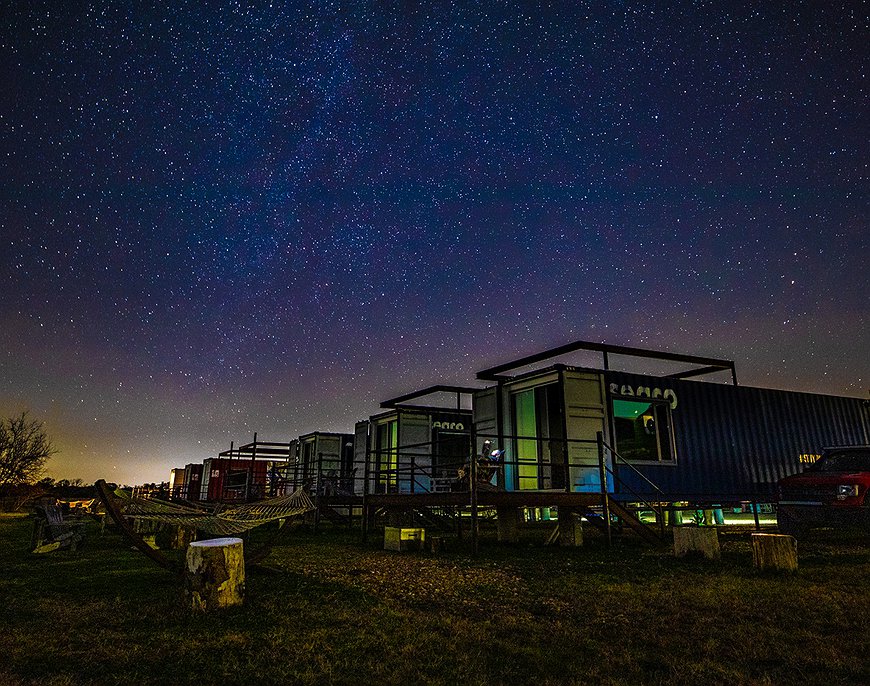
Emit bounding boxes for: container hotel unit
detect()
[471,341,868,504]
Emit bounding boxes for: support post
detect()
[470,426,479,556]
[362,435,371,543]
[597,432,611,548]
[314,452,322,533]
[496,506,519,543]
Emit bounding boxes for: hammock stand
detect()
[94,479,314,575]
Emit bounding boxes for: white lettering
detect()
[432,421,466,431]
[611,383,678,410]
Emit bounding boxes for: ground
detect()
[1,514,868,686]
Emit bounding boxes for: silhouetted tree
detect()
[0,412,57,486]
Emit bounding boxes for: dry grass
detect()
[1,516,868,685]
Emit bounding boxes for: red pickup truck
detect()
[777,445,870,536]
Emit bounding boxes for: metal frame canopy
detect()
[379,384,483,409]
[476,340,738,385]
[218,439,295,461]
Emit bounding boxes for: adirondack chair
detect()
[30,498,85,553]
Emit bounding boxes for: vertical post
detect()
[752,500,761,531]
[223,441,233,504]
[496,379,505,491]
[470,425,479,556]
[362,434,371,542]
[731,363,739,386]
[659,502,666,539]
[558,367,570,493]
[314,452,322,533]
[597,432,612,548]
[248,432,257,502]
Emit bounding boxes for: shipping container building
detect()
[295,432,355,494]
[473,340,869,505]
[357,385,478,495]
[199,436,293,502]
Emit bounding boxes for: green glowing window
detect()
[612,399,674,463]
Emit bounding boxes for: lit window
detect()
[612,399,675,462]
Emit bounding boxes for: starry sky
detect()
[1,2,867,485]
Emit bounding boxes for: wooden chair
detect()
[30,498,85,553]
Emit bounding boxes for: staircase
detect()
[575,496,667,545]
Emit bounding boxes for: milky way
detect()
[1,2,866,484]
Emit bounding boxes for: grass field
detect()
[1,514,868,686]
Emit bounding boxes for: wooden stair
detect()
[605,498,667,545]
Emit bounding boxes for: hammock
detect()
[112,487,315,536]
[94,479,315,573]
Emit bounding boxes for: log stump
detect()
[751,533,798,572]
[185,537,245,611]
[674,525,721,561]
[557,508,583,547]
[171,526,196,550]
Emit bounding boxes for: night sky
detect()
[2,2,867,485]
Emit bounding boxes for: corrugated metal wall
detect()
[605,370,870,501]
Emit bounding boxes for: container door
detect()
[564,371,611,492]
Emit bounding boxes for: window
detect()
[512,384,566,489]
[375,420,398,491]
[612,399,675,462]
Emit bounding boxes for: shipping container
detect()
[604,369,869,501]
[296,432,355,494]
[200,457,270,503]
[360,405,472,494]
[472,341,869,504]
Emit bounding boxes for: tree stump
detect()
[751,533,798,572]
[674,525,721,561]
[557,508,583,547]
[171,526,196,550]
[185,537,245,611]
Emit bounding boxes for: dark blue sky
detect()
[1,1,867,484]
